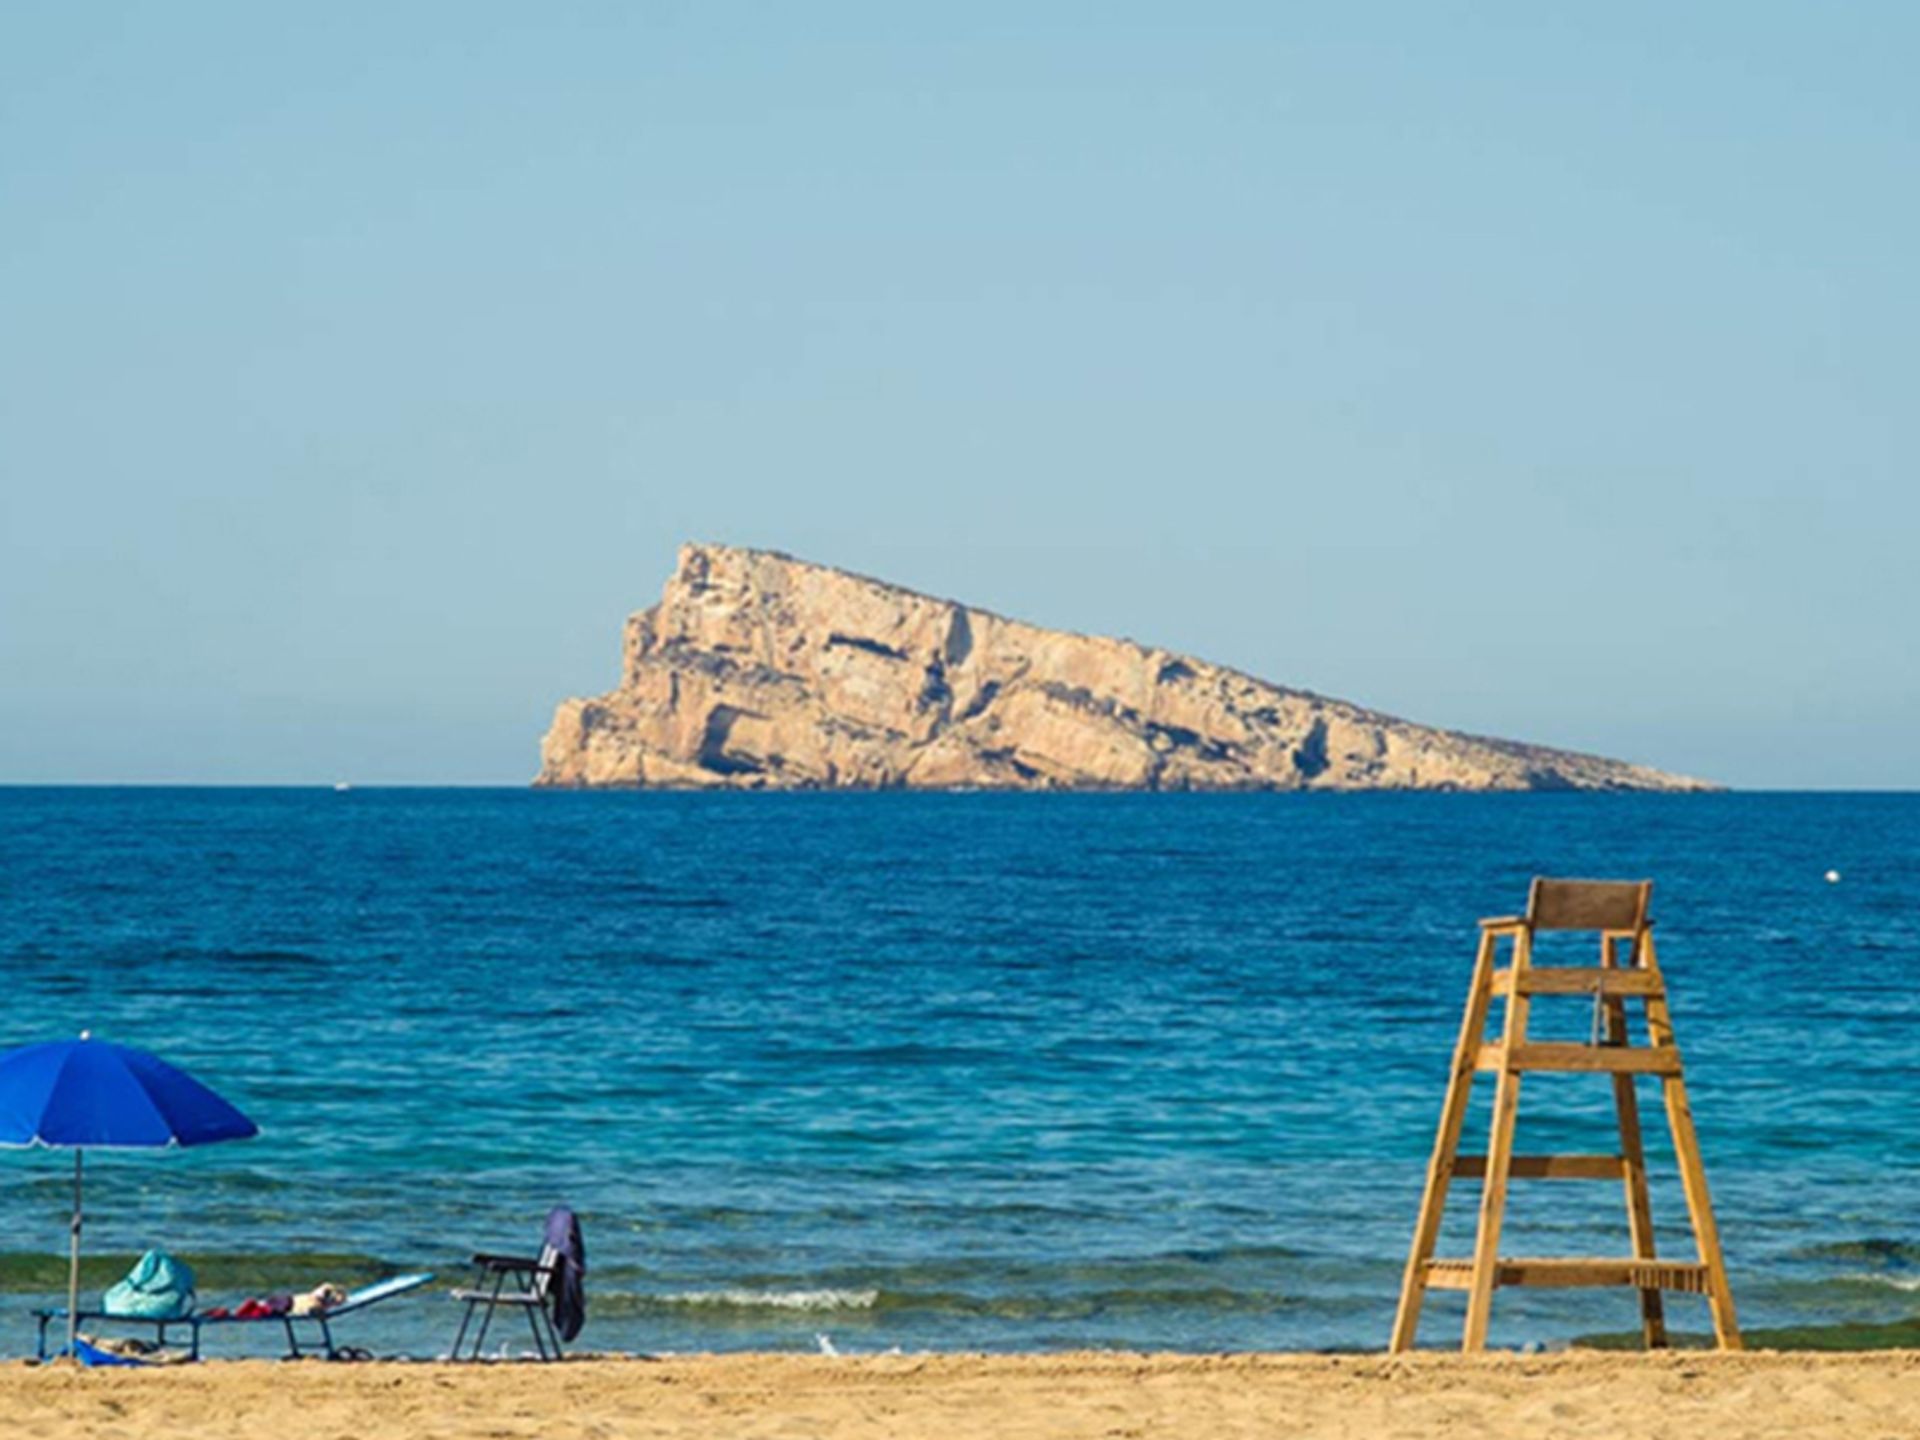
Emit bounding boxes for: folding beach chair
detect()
[449,1209,584,1361]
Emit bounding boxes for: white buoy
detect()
[1825,869,1841,884]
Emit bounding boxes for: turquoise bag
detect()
[101,1250,196,1319]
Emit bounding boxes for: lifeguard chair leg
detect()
[1463,929,1533,1351]
[1642,935,1742,1350]
[1603,934,1667,1347]
[1390,928,1501,1352]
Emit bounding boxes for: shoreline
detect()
[9,1350,1919,1439]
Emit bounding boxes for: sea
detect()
[0,788,1913,1359]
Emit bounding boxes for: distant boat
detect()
[333,782,352,793]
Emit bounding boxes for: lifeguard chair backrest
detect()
[1525,878,1652,933]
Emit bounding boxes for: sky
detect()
[1,5,1914,787]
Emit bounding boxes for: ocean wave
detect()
[1793,1238,1920,1266]
[1840,1272,1920,1292]
[598,1285,1292,1321]
[159,947,333,969]
[0,1250,409,1294]
[591,1244,1305,1290]
[655,1288,880,1312]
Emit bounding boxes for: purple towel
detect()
[542,1206,586,1343]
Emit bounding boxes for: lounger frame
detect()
[33,1273,434,1362]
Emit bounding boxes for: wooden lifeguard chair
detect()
[1389,878,1740,1352]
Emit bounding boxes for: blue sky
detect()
[2,5,1914,786]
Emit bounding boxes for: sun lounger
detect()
[35,1272,435,1361]
[204,1272,437,1359]
[33,1308,205,1361]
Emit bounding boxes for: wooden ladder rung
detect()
[1476,1042,1682,1074]
[1491,967,1664,996]
[1454,1154,1626,1180]
[1424,1257,1712,1294]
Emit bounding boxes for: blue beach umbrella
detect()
[0,1033,258,1357]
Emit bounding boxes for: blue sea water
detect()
[0,788,1914,1359]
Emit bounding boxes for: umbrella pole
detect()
[67,1150,82,1358]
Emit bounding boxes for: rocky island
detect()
[536,544,1712,791]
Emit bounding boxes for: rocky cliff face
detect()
[537,544,1713,792]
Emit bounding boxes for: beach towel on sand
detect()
[101,1250,196,1320]
[73,1336,149,1367]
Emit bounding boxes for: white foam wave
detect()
[1843,1271,1920,1292]
[660,1287,881,1311]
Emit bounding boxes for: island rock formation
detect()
[537,544,1712,792]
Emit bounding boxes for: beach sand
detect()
[5,1350,1916,1439]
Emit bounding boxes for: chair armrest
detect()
[469,1252,541,1271]
[1478,915,1526,931]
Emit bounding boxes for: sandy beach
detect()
[6,1351,1917,1440]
